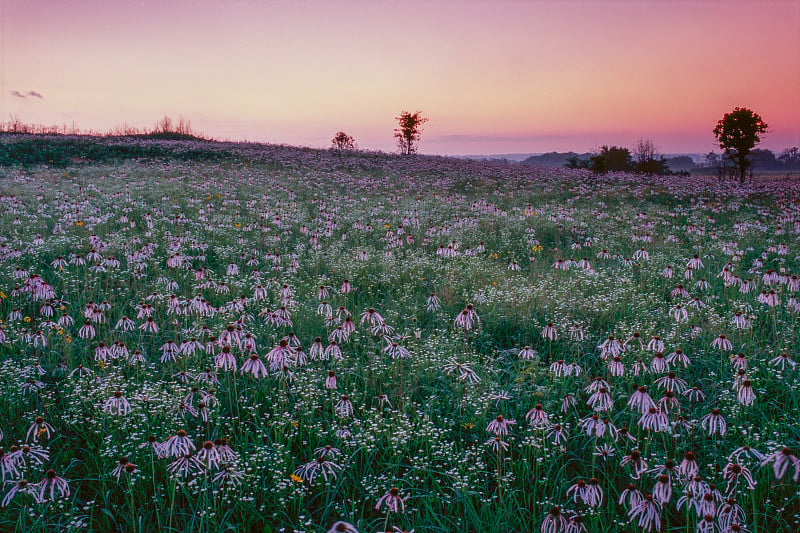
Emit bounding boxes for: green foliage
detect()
[394,111,428,155]
[634,157,670,175]
[713,107,769,184]
[589,145,633,173]
[0,146,799,532]
[563,156,590,169]
[331,131,357,152]
[0,135,227,167]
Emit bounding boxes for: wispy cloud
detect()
[10,90,44,100]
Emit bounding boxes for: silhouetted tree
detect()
[634,138,657,165]
[633,138,670,175]
[664,155,694,172]
[590,146,633,174]
[155,115,174,134]
[704,151,726,180]
[564,156,590,169]
[394,110,428,155]
[713,107,768,184]
[778,147,799,176]
[331,131,357,151]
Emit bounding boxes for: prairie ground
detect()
[0,139,798,532]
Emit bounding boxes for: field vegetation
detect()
[0,138,798,532]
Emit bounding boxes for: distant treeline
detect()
[0,114,206,141]
[521,148,799,176]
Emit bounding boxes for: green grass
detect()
[0,140,798,532]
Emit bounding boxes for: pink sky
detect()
[2,0,798,155]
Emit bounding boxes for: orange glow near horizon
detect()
[2,0,798,155]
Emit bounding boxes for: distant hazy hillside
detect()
[453,153,535,162]
[519,151,592,167]
[456,151,707,167]
[518,151,703,171]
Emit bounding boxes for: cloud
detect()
[9,90,44,100]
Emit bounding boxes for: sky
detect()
[2,0,799,155]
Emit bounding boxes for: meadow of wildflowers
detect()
[0,138,798,532]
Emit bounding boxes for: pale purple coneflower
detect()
[717,498,746,530]
[711,334,733,351]
[426,293,441,312]
[323,341,343,360]
[654,372,688,394]
[25,416,54,442]
[618,483,644,509]
[760,447,800,481]
[768,352,796,371]
[295,456,342,482]
[684,386,706,402]
[36,469,70,502]
[197,441,220,470]
[586,387,613,412]
[519,346,538,361]
[334,395,354,417]
[727,445,764,463]
[566,478,603,508]
[486,414,516,436]
[167,453,206,478]
[736,380,756,406]
[547,424,568,444]
[665,349,690,368]
[214,345,238,372]
[442,359,481,384]
[103,391,132,416]
[621,450,648,480]
[646,335,665,353]
[162,429,195,458]
[700,409,727,436]
[652,475,672,504]
[540,506,567,533]
[325,370,337,389]
[110,457,138,481]
[240,353,268,378]
[638,407,670,433]
[627,494,662,532]
[375,486,405,513]
[722,463,755,494]
[453,304,480,331]
[650,352,669,373]
[525,404,550,427]
[327,521,359,533]
[560,394,576,413]
[628,386,656,414]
